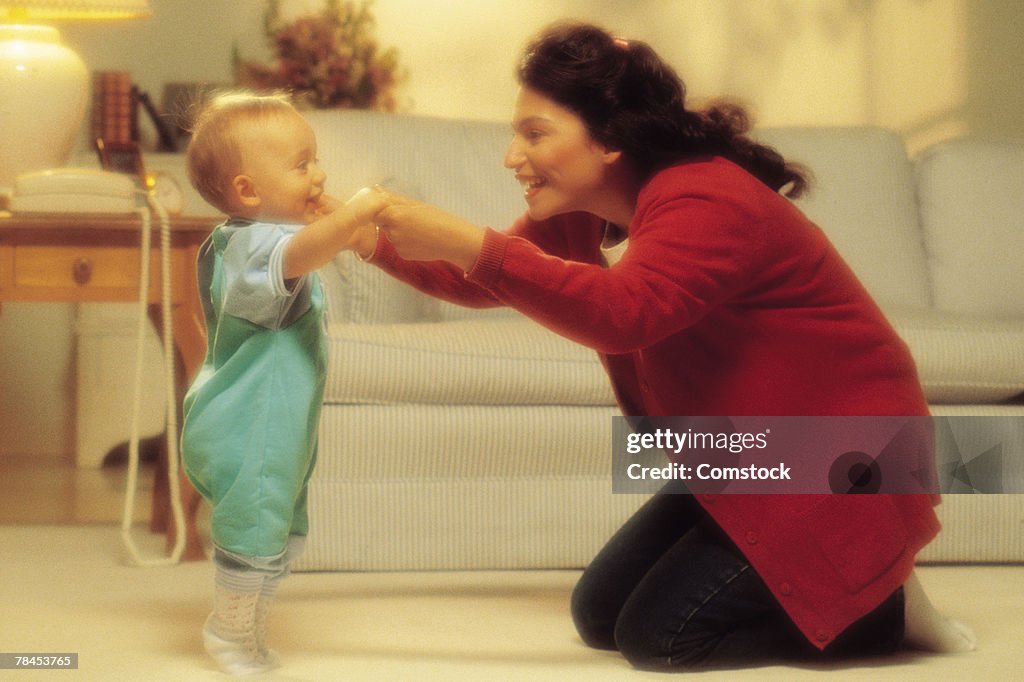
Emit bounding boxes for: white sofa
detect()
[285,110,1023,571]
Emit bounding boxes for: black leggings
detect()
[571,482,905,671]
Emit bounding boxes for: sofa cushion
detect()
[308,109,526,324]
[306,109,523,226]
[889,307,1024,403]
[324,317,616,406]
[312,115,935,321]
[318,252,433,324]
[756,127,931,308]
[914,138,1024,317]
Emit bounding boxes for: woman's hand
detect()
[374,191,485,271]
[345,185,389,226]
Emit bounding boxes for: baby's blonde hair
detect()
[186,91,297,214]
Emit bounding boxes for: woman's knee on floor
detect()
[570,575,619,651]
[612,607,717,672]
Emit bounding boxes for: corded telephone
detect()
[10,167,139,214]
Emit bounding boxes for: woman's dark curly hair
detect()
[518,22,809,198]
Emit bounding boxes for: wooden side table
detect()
[0,211,217,560]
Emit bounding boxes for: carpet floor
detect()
[1,524,1020,681]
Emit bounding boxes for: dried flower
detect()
[235,0,402,110]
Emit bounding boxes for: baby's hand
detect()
[307,194,342,223]
[346,186,388,225]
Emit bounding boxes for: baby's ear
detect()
[231,174,261,210]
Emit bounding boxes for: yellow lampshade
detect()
[0,0,151,192]
[0,1,151,21]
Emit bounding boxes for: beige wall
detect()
[2,0,1022,458]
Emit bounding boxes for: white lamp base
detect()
[0,24,90,192]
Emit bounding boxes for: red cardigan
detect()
[372,157,940,649]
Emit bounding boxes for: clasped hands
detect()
[313,185,485,271]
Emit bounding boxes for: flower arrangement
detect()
[235,0,403,110]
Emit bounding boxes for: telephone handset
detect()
[10,167,139,214]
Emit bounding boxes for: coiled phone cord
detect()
[120,190,186,566]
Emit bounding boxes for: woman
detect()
[368,22,975,670]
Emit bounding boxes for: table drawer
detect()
[12,245,185,294]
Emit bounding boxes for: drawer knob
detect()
[73,258,93,285]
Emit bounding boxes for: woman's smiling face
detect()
[504,87,619,221]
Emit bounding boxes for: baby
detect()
[181,91,382,675]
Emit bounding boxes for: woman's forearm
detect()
[370,234,503,309]
[375,201,486,271]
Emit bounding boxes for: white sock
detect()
[203,585,271,676]
[254,588,280,668]
[252,534,304,667]
[903,571,978,653]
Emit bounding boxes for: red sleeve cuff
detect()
[466,228,508,288]
[367,230,398,265]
